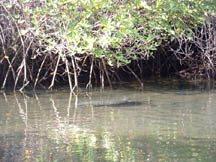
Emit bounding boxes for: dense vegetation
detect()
[0,0,215,91]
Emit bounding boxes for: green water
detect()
[1,81,216,162]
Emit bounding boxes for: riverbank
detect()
[0,0,215,91]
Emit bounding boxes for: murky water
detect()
[1,80,216,162]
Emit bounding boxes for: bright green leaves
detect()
[21,0,215,67]
[153,0,215,38]
[25,0,154,66]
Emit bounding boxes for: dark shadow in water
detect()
[95,101,144,107]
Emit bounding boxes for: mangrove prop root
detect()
[99,61,104,89]
[49,55,61,90]
[71,56,78,91]
[1,57,16,89]
[86,56,94,89]
[34,55,47,89]
[102,58,112,88]
[126,65,143,87]
[65,57,73,91]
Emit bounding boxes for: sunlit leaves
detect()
[23,0,215,67]
[20,29,29,36]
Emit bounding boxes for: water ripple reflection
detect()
[1,83,216,161]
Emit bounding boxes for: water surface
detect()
[1,81,216,162]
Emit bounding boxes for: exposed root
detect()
[126,65,143,87]
[102,58,112,88]
[1,56,16,89]
[49,55,60,89]
[14,60,27,90]
[34,55,47,89]
[71,56,78,91]
[65,57,73,91]
[86,56,94,89]
[99,61,104,88]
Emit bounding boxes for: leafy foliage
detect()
[22,0,215,64]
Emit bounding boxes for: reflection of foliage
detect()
[47,127,139,162]
[131,135,216,162]
[1,88,216,161]
[47,127,96,161]
[46,127,216,162]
